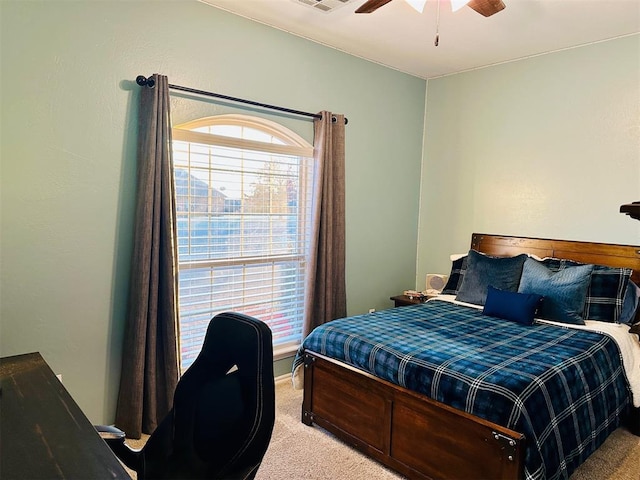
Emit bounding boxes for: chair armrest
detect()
[95,424,126,442]
[94,425,142,472]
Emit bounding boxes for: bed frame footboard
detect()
[302,351,525,480]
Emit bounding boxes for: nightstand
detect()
[390,295,427,307]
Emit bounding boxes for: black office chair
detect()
[99,312,275,479]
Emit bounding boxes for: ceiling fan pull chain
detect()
[434,0,441,46]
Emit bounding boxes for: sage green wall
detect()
[417,35,640,285]
[0,1,425,423]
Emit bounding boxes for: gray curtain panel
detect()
[115,74,180,439]
[303,112,347,337]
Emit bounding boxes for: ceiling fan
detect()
[355,0,506,17]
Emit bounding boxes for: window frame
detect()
[172,114,315,368]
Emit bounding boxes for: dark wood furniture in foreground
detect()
[0,352,129,479]
[302,233,640,480]
[620,201,640,221]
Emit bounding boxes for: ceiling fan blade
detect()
[467,0,505,17]
[355,0,395,14]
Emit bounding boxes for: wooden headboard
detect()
[471,233,640,285]
[471,233,640,330]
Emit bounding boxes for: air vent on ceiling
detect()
[294,0,354,14]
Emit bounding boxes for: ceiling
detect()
[200,0,640,79]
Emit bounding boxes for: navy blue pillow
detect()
[455,250,527,306]
[482,286,543,326]
[620,280,640,325]
[518,258,593,325]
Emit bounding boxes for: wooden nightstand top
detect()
[390,294,428,307]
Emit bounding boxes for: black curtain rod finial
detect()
[136,75,155,88]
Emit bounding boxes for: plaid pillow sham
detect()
[442,255,467,295]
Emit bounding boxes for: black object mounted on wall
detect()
[620,202,640,221]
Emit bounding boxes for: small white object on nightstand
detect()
[424,274,448,296]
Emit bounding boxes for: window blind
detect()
[172,119,315,371]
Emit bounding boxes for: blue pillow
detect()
[541,258,632,322]
[482,286,543,326]
[455,250,527,306]
[620,280,640,325]
[518,258,593,325]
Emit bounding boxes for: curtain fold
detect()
[303,112,347,337]
[115,74,180,439]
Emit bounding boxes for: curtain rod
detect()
[136,75,348,125]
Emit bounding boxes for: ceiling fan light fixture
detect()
[450,0,471,12]
[404,0,428,13]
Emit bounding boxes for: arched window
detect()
[172,115,316,371]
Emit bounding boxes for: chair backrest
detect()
[141,312,275,479]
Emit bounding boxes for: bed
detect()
[293,233,640,480]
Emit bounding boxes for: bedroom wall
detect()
[0,1,426,424]
[417,35,640,285]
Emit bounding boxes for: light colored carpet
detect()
[124,379,640,479]
[255,379,401,480]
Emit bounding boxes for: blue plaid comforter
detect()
[293,300,631,480]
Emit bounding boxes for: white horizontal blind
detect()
[172,118,315,371]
